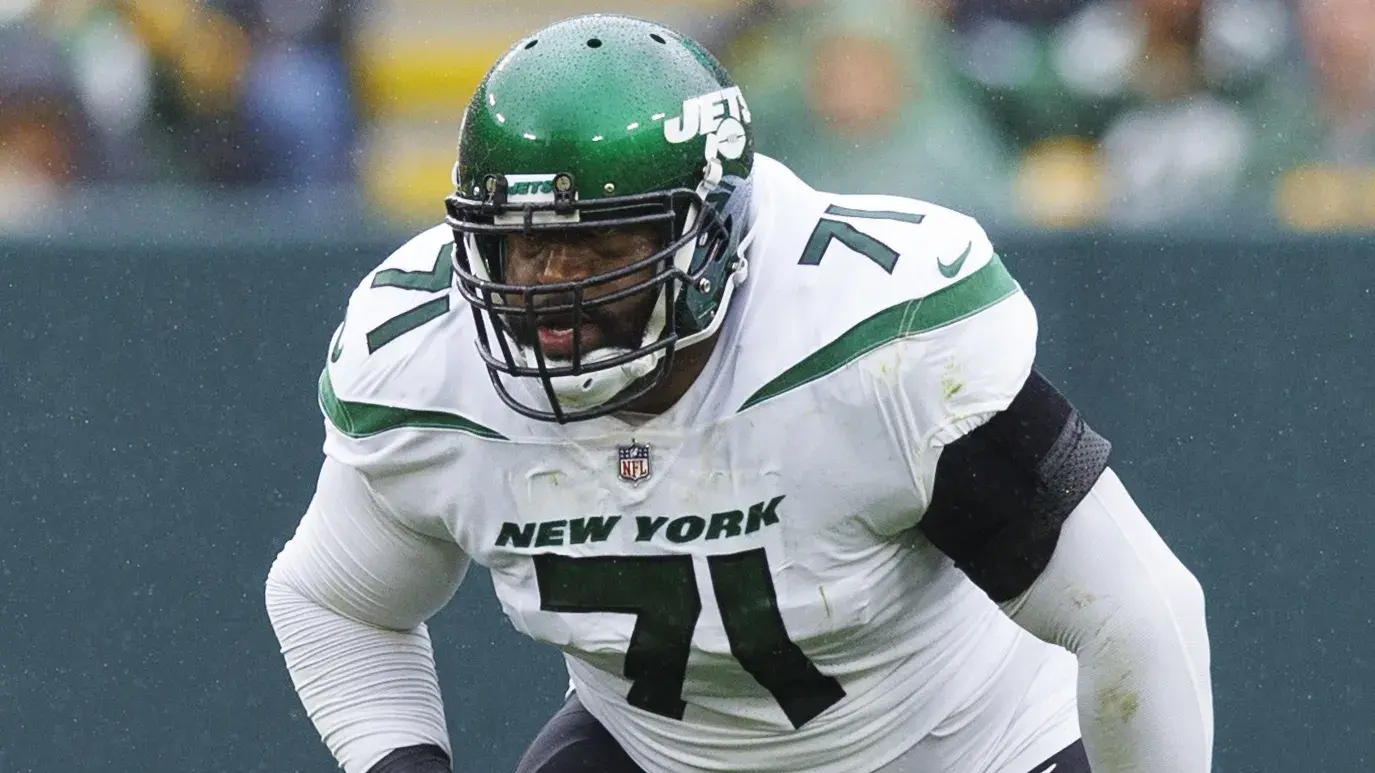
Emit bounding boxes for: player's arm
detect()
[265,457,469,773]
[920,370,1213,773]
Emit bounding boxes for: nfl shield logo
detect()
[617,442,652,484]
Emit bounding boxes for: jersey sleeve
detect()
[265,457,470,773]
[1002,468,1214,772]
[316,226,479,489]
[866,210,1039,456]
[812,192,1035,451]
[737,207,1034,539]
[736,182,1039,535]
[733,186,1033,424]
[898,260,1037,453]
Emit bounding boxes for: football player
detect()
[266,14,1212,773]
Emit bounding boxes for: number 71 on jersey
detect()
[536,548,846,729]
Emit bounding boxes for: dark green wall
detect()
[1,230,1369,772]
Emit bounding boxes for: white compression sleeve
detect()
[1001,467,1214,772]
[265,458,470,773]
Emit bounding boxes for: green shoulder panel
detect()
[319,227,507,442]
[318,368,506,441]
[738,254,1019,412]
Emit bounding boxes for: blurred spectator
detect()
[953,0,1090,29]
[211,0,360,186]
[1298,0,1375,165]
[720,0,1017,220]
[1274,0,1375,229]
[0,0,358,195]
[0,20,94,231]
[958,0,1313,227]
[120,0,360,186]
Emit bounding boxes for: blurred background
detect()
[1,2,1371,773]
[3,0,1375,234]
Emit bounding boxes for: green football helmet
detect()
[445,14,756,423]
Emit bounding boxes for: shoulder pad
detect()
[802,194,998,301]
[317,226,510,474]
[326,225,457,392]
[733,179,1030,421]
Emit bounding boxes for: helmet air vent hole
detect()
[587,38,602,48]
[524,39,538,49]
[650,33,666,43]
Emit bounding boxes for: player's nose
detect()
[538,241,597,284]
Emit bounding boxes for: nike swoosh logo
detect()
[329,321,346,362]
[1037,765,1057,773]
[937,242,972,279]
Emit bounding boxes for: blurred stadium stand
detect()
[2,0,1373,233]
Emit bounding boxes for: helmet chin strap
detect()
[461,156,759,414]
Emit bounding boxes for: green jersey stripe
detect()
[318,368,507,440]
[738,254,1020,412]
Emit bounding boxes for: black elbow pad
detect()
[919,369,1112,602]
[367,745,452,773]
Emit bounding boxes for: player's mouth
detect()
[537,323,603,359]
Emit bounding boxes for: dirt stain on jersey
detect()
[1099,679,1141,724]
[941,361,964,400]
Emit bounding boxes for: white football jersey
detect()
[319,155,1078,773]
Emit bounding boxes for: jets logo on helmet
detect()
[492,174,579,226]
[664,86,752,161]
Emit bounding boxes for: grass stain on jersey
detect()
[1099,679,1142,725]
[941,361,964,400]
